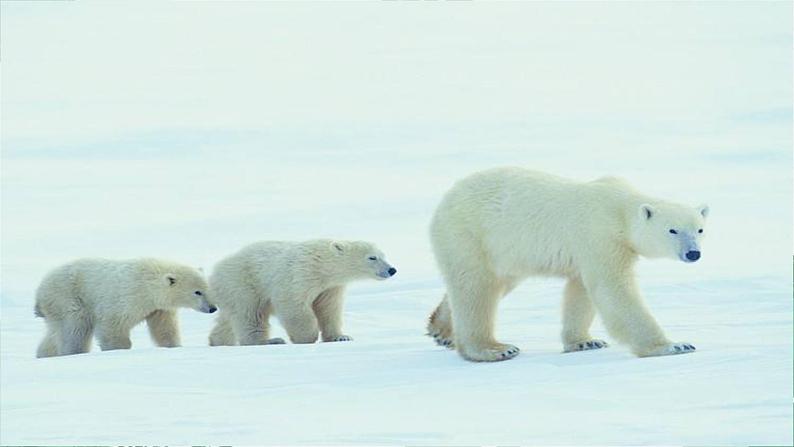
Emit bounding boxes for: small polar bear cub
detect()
[427,167,709,362]
[35,258,216,358]
[209,240,396,346]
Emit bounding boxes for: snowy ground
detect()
[1,277,791,445]
[1,2,792,446]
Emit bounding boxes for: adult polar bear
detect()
[427,167,708,362]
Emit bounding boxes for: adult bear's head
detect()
[629,202,709,263]
[330,240,397,281]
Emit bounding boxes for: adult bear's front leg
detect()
[561,276,609,353]
[582,266,694,357]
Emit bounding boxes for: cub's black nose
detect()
[685,251,701,261]
[208,306,218,313]
[387,267,397,276]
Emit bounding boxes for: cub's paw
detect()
[642,342,696,357]
[328,335,353,342]
[266,337,286,345]
[461,343,520,362]
[563,339,609,353]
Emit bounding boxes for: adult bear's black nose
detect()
[685,251,701,261]
[388,267,397,276]
[208,306,218,313]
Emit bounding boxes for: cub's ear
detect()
[164,274,177,286]
[331,241,347,253]
[639,204,655,220]
[697,204,709,218]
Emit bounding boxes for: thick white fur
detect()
[427,167,708,362]
[35,258,212,358]
[208,239,394,346]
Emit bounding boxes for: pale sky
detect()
[1,2,792,299]
[2,2,790,150]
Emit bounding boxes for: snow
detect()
[1,2,792,445]
[1,279,791,445]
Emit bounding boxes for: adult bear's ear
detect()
[164,274,177,286]
[639,204,655,220]
[697,204,709,218]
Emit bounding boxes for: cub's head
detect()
[330,241,396,281]
[629,202,709,263]
[162,267,216,313]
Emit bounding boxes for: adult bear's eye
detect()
[368,256,377,261]
[669,229,678,234]
[194,290,203,296]
[698,229,703,234]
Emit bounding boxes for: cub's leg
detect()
[448,271,519,362]
[427,294,454,348]
[276,298,320,344]
[313,286,352,342]
[56,313,94,356]
[146,309,181,348]
[231,301,282,345]
[562,277,609,352]
[582,267,694,357]
[35,281,92,357]
[209,311,237,346]
[36,322,60,358]
[96,318,133,351]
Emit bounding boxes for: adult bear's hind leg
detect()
[448,273,519,362]
[427,294,454,348]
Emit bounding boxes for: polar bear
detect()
[35,258,216,358]
[426,167,709,362]
[208,240,396,346]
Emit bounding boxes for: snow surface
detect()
[1,2,792,445]
[1,279,792,445]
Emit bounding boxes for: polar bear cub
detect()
[35,258,215,358]
[209,240,396,346]
[427,167,708,362]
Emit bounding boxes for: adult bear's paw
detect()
[461,343,520,362]
[563,339,609,353]
[328,335,353,342]
[641,342,696,357]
